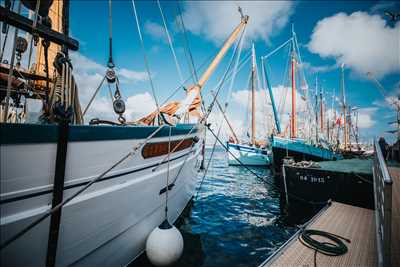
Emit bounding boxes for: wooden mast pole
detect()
[290,25,297,139]
[197,14,248,89]
[251,43,256,145]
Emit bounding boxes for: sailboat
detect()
[0,1,249,266]
[264,27,342,174]
[227,44,271,166]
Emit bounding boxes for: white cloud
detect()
[225,85,309,140]
[299,61,337,74]
[69,52,153,123]
[144,20,167,42]
[357,107,377,129]
[119,68,149,83]
[179,1,294,45]
[125,92,157,121]
[308,12,400,78]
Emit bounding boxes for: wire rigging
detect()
[157,0,184,86]
[131,0,161,118]
[107,0,114,67]
[176,1,198,84]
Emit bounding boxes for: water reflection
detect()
[132,147,318,267]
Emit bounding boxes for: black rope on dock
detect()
[298,229,350,267]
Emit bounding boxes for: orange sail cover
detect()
[137,85,202,125]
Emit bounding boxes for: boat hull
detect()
[271,136,342,173]
[282,162,374,209]
[0,123,203,266]
[227,143,270,166]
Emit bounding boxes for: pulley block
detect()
[106,69,116,83]
[15,36,28,54]
[113,99,125,115]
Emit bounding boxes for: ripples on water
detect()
[133,147,319,267]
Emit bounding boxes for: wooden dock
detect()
[388,166,399,266]
[260,202,377,267]
[260,144,399,267]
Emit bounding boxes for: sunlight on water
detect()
[132,147,317,267]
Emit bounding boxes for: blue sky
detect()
[66,0,400,143]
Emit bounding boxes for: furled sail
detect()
[137,85,202,125]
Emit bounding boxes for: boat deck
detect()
[388,166,399,266]
[260,202,377,267]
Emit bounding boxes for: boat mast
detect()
[290,24,297,139]
[341,63,348,149]
[251,43,256,145]
[315,77,319,143]
[197,13,248,89]
[261,57,281,134]
[320,87,324,133]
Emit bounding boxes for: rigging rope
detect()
[195,118,222,200]
[3,1,22,122]
[82,76,106,116]
[107,0,114,67]
[0,0,14,63]
[157,0,184,85]
[202,23,247,123]
[176,1,198,84]
[131,0,161,120]
[225,25,247,107]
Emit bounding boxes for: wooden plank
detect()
[0,6,79,51]
[388,167,400,267]
[263,202,376,267]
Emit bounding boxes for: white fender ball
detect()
[145,222,184,267]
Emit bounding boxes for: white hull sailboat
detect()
[227,142,270,166]
[227,44,271,166]
[1,124,202,266]
[0,1,249,266]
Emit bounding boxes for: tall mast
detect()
[169,10,248,120]
[262,57,281,133]
[290,24,297,139]
[251,43,256,145]
[197,14,248,89]
[320,87,324,132]
[315,76,319,143]
[341,63,348,149]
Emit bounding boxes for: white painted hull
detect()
[227,143,271,166]
[0,128,203,266]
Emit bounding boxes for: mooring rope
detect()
[298,228,350,267]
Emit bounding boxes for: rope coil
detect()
[298,228,350,267]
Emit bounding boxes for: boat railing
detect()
[373,139,392,267]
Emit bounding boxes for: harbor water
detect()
[132,146,320,267]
